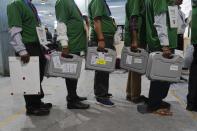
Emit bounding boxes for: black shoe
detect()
[160,101,171,109]
[126,95,132,101]
[186,106,197,112]
[76,96,87,101]
[131,95,148,104]
[26,108,50,116]
[96,98,115,107]
[137,104,154,114]
[40,102,53,109]
[67,101,90,109]
[67,96,87,102]
[106,93,113,98]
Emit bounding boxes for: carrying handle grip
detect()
[130,48,141,53]
[162,54,174,59]
[61,53,73,59]
[97,48,108,53]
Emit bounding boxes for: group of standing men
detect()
[6,0,197,116]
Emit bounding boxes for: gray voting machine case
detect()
[146,52,183,82]
[45,52,82,79]
[120,47,149,74]
[85,47,116,72]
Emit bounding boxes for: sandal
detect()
[153,108,173,116]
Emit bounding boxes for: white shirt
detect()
[177,7,187,34]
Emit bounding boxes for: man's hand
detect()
[98,40,105,50]
[162,46,172,58]
[20,54,30,64]
[62,46,69,57]
[131,41,138,50]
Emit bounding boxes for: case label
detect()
[126,55,133,65]
[170,65,179,71]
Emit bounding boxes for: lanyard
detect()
[104,0,112,16]
[23,0,41,24]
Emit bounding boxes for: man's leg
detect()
[65,78,90,109]
[24,43,50,116]
[130,72,147,103]
[137,80,170,114]
[126,72,132,100]
[177,34,184,50]
[126,71,146,103]
[66,78,78,100]
[187,45,197,111]
[93,38,115,106]
[94,70,109,98]
[148,80,170,111]
[65,52,89,109]
[131,72,141,98]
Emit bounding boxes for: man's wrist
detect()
[19,50,28,56]
[62,45,68,49]
[98,38,104,42]
[60,40,68,47]
[162,46,170,50]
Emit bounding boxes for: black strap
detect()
[104,0,111,16]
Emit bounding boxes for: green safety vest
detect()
[145,0,177,50]
[7,0,40,44]
[124,0,146,47]
[88,0,117,39]
[55,0,87,53]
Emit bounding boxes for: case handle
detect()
[97,48,108,53]
[61,53,74,59]
[130,48,141,53]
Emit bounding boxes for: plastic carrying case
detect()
[45,51,82,79]
[85,47,117,72]
[120,47,149,74]
[146,52,184,82]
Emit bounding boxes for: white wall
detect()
[181,0,192,17]
[0,0,14,75]
[75,0,91,14]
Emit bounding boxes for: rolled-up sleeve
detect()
[9,27,28,55]
[154,13,169,46]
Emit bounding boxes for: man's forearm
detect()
[94,17,104,40]
[131,30,138,44]
[130,16,138,44]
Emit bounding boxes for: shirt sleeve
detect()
[153,0,167,15]
[55,0,70,24]
[127,0,140,17]
[154,13,169,46]
[126,0,140,32]
[91,0,106,18]
[7,2,22,28]
[56,22,69,47]
[55,0,70,47]
[9,27,28,56]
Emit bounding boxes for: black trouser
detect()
[65,52,80,102]
[148,81,170,110]
[20,42,46,109]
[89,37,115,98]
[147,48,172,110]
[187,44,197,108]
[177,34,184,51]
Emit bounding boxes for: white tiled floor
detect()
[0,65,197,131]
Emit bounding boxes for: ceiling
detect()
[32,0,126,33]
